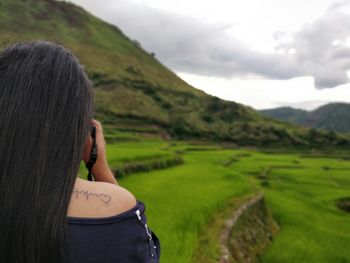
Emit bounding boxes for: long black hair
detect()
[0,40,94,263]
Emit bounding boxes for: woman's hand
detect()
[82,119,118,185]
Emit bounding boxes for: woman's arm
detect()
[92,161,119,185]
[82,119,119,185]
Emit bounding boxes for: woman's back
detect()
[65,178,160,263]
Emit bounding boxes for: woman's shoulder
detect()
[67,178,137,218]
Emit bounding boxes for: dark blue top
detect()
[65,200,161,263]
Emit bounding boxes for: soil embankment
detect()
[220,194,278,263]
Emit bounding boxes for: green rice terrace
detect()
[79,133,350,263]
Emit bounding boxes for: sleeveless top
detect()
[65,200,161,263]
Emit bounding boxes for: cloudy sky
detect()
[71,0,350,110]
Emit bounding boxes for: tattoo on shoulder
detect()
[72,188,112,205]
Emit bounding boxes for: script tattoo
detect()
[72,188,112,205]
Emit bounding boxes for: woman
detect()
[0,40,160,263]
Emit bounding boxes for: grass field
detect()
[79,138,350,263]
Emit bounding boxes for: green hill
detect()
[261,103,350,133]
[1,0,349,147]
[260,107,308,125]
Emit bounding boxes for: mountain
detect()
[260,103,350,133]
[260,107,308,125]
[0,0,349,147]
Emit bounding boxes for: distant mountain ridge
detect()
[260,103,350,133]
[0,0,349,147]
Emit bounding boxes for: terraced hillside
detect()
[1,0,349,147]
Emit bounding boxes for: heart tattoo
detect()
[72,188,112,205]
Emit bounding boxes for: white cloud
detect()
[70,0,350,108]
[71,0,350,89]
[178,72,350,110]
